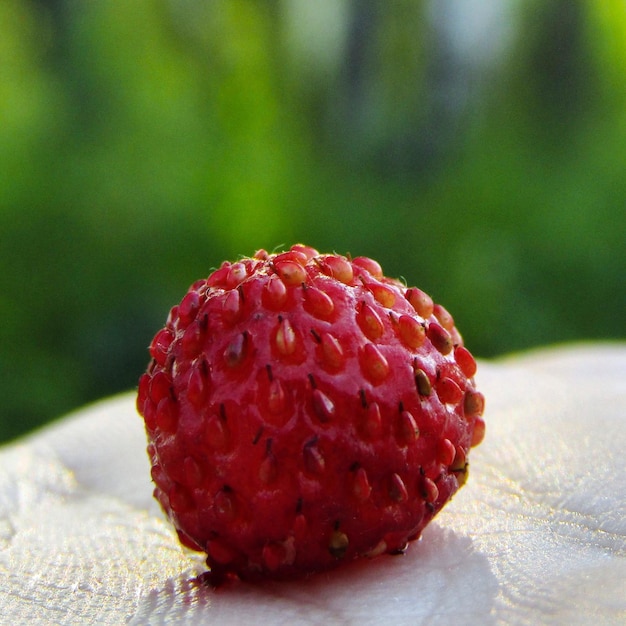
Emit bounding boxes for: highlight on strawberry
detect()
[136,244,485,582]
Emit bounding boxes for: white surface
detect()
[0,343,625,625]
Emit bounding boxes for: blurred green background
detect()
[1,0,625,443]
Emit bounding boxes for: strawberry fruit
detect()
[137,244,485,582]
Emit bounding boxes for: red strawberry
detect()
[137,244,485,582]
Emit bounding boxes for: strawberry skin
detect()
[137,245,485,581]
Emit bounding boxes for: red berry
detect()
[137,244,485,581]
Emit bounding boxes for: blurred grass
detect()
[1,0,624,442]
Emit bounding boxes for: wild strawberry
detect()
[136,245,485,582]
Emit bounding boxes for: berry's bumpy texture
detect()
[137,245,485,582]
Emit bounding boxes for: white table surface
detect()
[1,342,624,625]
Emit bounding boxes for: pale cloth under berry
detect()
[0,343,624,625]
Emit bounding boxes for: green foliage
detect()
[1,0,624,442]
